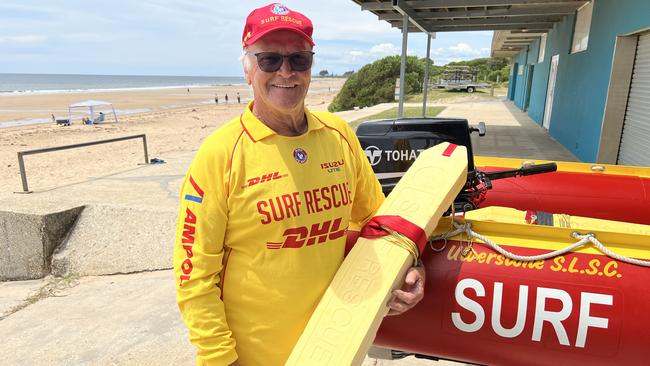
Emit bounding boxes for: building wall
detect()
[508,63,517,100]
[512,52,527,109]
[509,0,650,162]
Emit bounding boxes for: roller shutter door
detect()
[618,32,650,166]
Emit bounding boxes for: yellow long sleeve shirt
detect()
[174,103,384,366]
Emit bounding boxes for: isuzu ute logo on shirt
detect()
[320,159,344,173]
[242,171,287,189]
[266,218,346,249]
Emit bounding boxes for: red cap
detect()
[242,3,314,48]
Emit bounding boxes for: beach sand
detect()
[0,78,344,195]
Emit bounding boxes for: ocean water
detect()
[0,73,246,94]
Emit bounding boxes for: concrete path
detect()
[0,270,460,366]
[0,99,577,366]
[438,99,578,161]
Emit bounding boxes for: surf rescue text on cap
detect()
[242,3,315,48]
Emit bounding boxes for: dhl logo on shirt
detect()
[242,171,288,189]
[266,218,346,249]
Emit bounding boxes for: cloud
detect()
[298,2,398,41]
[446,42,490,57]
[449,42,474,53]
[0,35,47,44]
[58,33,124,43]
[0,1,494,75]
[429,42,491,64]
[370,43,399,54]
[336,43,417,64]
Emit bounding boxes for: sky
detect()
[0,1,494,77]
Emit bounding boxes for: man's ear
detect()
[241,50,253,85]
[244,69,252,85]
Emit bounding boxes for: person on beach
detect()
[236,92,241,104]
[225,93,229,104]
[174,4,425,366]
[215,94,219,105]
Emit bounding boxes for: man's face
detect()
[244,30,312,115]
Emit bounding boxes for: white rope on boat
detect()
[570,232,650,267]
[432,221,650,267]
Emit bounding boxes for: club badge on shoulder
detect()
[293,148,308,164]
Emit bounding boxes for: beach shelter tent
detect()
[68,100,119,124]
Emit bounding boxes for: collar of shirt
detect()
[239,101,324,142]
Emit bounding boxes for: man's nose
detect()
[276,57,294,78]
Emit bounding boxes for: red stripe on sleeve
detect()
[189,175,204,198]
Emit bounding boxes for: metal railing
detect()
[16,134,149,193]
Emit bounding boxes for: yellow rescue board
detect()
[430,207,650,260]
[286,142,468,366]
[465,206,650,236]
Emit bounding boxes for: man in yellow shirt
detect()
[174,3,425,365]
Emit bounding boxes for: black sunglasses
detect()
[251,51,315,72]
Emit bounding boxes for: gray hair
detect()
[240,47,253,72]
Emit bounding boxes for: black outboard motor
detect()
[356,117,483,196]
[356,117,555,212]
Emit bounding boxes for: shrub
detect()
[328,55,426,112]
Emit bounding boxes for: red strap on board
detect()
[360,215,427,254]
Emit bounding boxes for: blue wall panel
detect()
[513,51,528,109]
[508,63,517,100]
[508,0,650,162]
[527,39,545,124]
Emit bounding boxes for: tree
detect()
[328,55,427,112]
[342,70,355,77]
[319,70,329,77]
[445,57,510,82]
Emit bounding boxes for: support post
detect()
[112,105,119,123]
[142,135,149,164]
[398,12,408,118]
[17,152,30,193]
[422,33,432,117]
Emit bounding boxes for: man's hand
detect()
[387,265,425,316]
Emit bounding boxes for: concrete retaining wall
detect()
[1,204,176,280]
[51,205,176,277]
[0,207,83,280]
